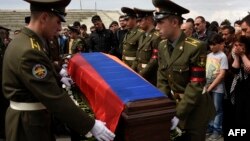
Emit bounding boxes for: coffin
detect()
[68,53,176,141]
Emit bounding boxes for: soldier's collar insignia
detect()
[32,64,47,79]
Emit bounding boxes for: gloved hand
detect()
[60,77,74,87]
[171,116,179,130]
[90,120,115,141]
[59,68,68,77]
[62,64,68,69]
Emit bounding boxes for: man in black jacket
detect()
[87,15,115,53]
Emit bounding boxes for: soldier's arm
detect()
[18,49,95,134]
[176,42,206,120]
[140,36,161,76]
[131,59,138,71]
[157,42,171,96]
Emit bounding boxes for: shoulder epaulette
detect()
[160,39,167,44]
[76,38,82,42]
[29,38,41,51]
[137,28,144,33]
[154,31,160,36]
[185,37,200,47]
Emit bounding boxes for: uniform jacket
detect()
[157,31,215,129]
[131,28,161,85]
[71,36,88,54]
[121,27,144,66]
[2,27,94,141]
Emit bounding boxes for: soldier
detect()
[68,25,88,54]
[2,0,115,141]
[152,0,215,141]
[131,8,161,86]
[121,7,144,67]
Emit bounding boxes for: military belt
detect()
[10,101,46,111]
[124,56,136,61]
[141,63,147,68]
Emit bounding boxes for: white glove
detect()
[59,68,68,77]
[60,77,73,87]
[62,64,68,69]
[90,120,115,141]
[171,116,179,130]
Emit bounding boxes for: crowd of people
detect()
[1,0,250,141]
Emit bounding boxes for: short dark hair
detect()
[234,20,242,25]
[208,21,219,32]
[235,35,250,55]
[241,14,250,26]
[186,18,194,25]
[91,15,102,23]
[221,25,235,34]
[110,21,118,26]
[73,21,81,27]
[80,24,87,30]
[208,33,224,45]
[220,19,231,26]
[195,16,206,23]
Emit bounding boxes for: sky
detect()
[1,0,250,24]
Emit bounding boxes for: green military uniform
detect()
[120,7,144,67]
[131,8,162,85]
[68,25,88,54]
[131,29,161,85]
[2,1,95,141]
[122,27,144,67]
[71,37,87,54]
[157,32,215,130]
[153,0,215,141]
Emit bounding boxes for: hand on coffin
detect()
[62,64,68,69]
[60,68,68,77]
[60,77,74,87]
[90,120,115,141]
[171,116,179,130]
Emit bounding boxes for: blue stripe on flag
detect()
[81,53,166,103]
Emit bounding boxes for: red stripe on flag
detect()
[68,53,124,132]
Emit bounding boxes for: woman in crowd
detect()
[229,35,250,130]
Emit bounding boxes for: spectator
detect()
[87,15,114,53]
[113,15,128,59]
[206,34,228,140]
[181,22,194,37]
[109,21,119,33]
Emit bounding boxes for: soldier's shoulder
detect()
[136,28,144,33]
[19,28,42,51]
[153,30,160,37]
[158,39,167,48]
[184,37,204,48]
[159,39,167,44]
